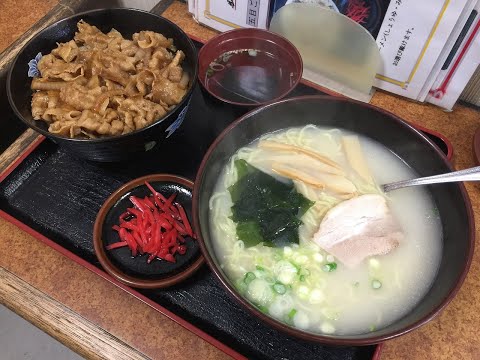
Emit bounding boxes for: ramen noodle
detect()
[30,20,190,138]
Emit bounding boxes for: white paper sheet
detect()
[426,2,480,110]
[374,0,470,100]
[417,0,478,101]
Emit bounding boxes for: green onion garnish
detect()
[256,304,269,314]
[322,262,337,272]
[273,282,287,294]
[244,272,256,285]
[299,275,306,282]
[288,308,297,319]
[256,265,265,271]
[371,279,382,289]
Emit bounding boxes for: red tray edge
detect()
[0,135,45,183]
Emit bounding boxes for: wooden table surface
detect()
[1,1,480,360]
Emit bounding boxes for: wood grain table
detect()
[0,1,479,360]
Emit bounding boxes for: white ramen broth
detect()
[209,125,442,335]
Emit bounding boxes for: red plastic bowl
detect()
[198,28,303,106]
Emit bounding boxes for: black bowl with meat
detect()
[7,8,198,162]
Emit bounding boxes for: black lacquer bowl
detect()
[7,8,198,162]
[193,95,474,345]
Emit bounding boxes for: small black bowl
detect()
[7,8,198,162]
[93,174,204,289]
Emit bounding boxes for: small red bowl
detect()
[198,28,303,106]
[93,174,204,289]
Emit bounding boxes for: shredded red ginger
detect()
[106,181,196,264]
[346,0,370,24]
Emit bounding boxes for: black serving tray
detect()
[0,39,452,360]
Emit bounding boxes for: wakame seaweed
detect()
[229,159,314,248]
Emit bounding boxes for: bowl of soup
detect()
[192,95,474,345]
[7,8,198,162]
[197,28,302,107]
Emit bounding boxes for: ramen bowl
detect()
[7,8,198,162]
[192,95,474,345]
[197,28,302,107]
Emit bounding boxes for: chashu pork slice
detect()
[313,194,403,268]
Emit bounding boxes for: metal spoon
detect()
[383,166,480,192]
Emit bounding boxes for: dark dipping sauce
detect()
[204,49,294,105]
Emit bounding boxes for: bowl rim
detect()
[6,7,198,144]
[93,173,204,289]
[197,27,303,107]
[192,94,475,345]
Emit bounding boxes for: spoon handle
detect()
[383,166,480,192]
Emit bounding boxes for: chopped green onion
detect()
[369,324,376,331]
[299,275,306,282]
[296,285,310,299]
[256,304,269,314]
[235,279,247,293]
[264,277,274,284]
[256,265,265,271]
[299,268,310,276]
[322,262,337,272]
[273,282,287,294]
[291,263,301,273]
[288,308,297,319]
[314,253,324,262]
[295,255,308,264]
[244,272,256,285]
[371,279,382,289]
